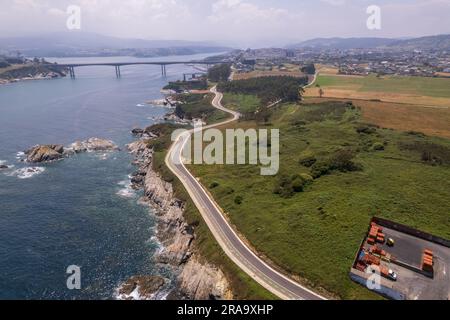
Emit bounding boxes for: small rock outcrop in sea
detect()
[126,139,232,300]
[69,138,119,153]
[117,276,166,300]
[24,138,119,163]
[0,164,9,169]
[25,144,65,163]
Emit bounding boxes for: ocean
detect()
[0,53,214,299]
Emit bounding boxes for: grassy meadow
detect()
[187,95,450,299]
[306,74,450,107]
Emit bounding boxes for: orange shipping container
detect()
[424,249,433,257]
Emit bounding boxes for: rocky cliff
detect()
[127,139,232,300]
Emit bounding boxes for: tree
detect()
[207,64,231,82]
[301,63,316,75]
[256,106,271,124]
[298,86,305,102]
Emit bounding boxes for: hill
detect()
[0,32,231,57]
[288,34,450,50]
[387,34,450,51]
[287,37,398,50]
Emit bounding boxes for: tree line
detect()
[207,63,232,82]
[217,76,308,104]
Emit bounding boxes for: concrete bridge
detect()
[59,61,223,78]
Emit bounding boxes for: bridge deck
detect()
[59,61,222,67]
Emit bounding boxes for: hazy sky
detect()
[1,0,449,47]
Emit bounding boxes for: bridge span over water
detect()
[58,61,224,78]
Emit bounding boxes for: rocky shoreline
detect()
[123,137,232,300]
[0,71,66,86]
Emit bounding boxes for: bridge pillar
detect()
[115,66,121,78]
[161,64,167,77]
[69,67,75,79]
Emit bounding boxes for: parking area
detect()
[350,218,450,300]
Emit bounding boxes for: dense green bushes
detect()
[234,195,244,205]
[301,63,316,75]
[356,124,378,135]
[273,173,313,198]
[311,149,362,178]
[218,76,308,104]
[208,63,232,82]
[372,142,385,151]
[163,79,208,92]
[175,94,213,120]
[299,151,317,167]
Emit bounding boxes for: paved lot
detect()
[355,224,450,300]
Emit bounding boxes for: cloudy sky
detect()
[1,0,449,47]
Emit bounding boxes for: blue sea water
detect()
[0,53,213,299]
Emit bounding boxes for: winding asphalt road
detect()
[165,86,326,300]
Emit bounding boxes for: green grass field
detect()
[187,95,450,299]
[314,74,450,98]
[222,93,261,113]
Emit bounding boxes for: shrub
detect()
[224,187,235,195]
[407,131,426,137]
[234,195,244,205]
[209,182,220,189]
[372,142,385,151]
[300,173,314,184]
[273,173,315,198]
[311,149,362,178]
[311,161,331,179]
[291,175,306,192]
[329,149,362,172]
[273,175,294,198]
[299,151,317,167]
[356,125,377,135]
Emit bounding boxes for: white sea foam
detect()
[7,167,45,179]
[136,103,145,107]
[114,283,170,301]
[94,153,110,161]
[116,180,136,198]
[15,152,25,160]
[153,238,165,255]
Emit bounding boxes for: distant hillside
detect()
[387,34,450,50]
[287,37,398,50]
[0,32,231,57]
[288,35,450,50]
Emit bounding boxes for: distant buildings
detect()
[218,47,450,78]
